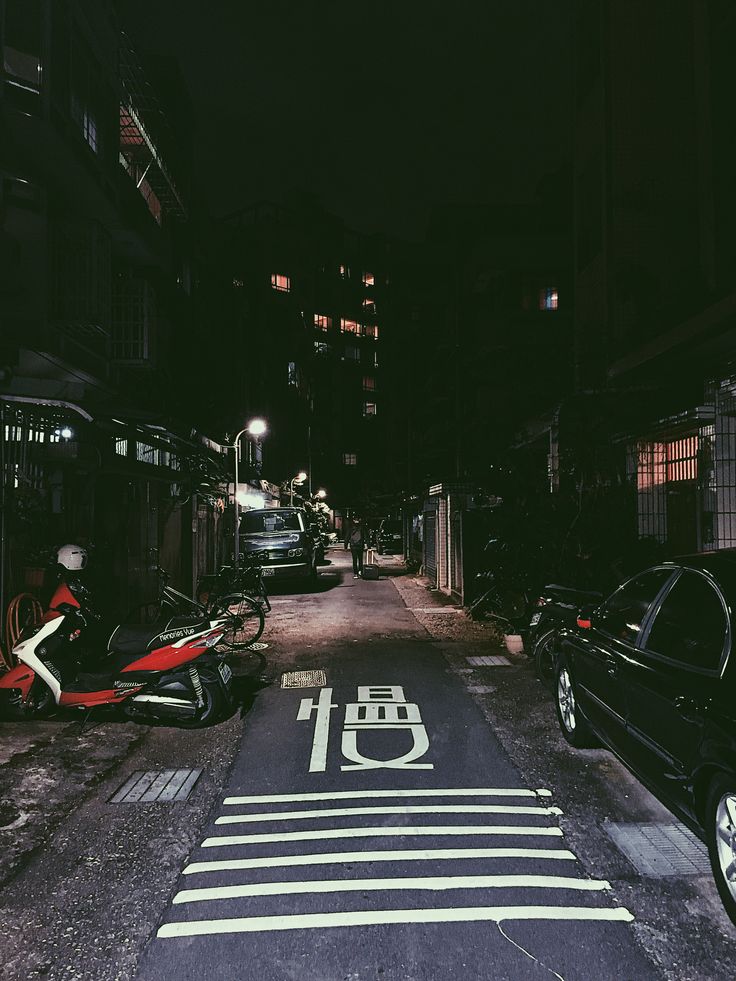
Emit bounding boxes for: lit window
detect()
[362,376,376,391]
[340,264,350,279]
[362,298,376,315]
[114,437,127,457]
[362,272,375,287]
[314,341,329,356]
[314,313,331,330]
[666,436,697,482]
[340,318,359,334]
[363,402,377,417]
[271,273,291,292]
[136,442,158,465]
[344,345,360,361]
[539,287,559,311]
[343,452,357,466]
[363,323,379,340]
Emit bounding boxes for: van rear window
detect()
[243,511,303,534]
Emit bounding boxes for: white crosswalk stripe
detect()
[156,786,633,939]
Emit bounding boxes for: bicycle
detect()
[194,562,267,650]
[156,567,265,650]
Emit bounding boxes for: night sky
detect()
[119,1,572,239]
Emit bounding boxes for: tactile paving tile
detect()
[466,655,511,667]
[280,670,327,688]
[605,822,711,876]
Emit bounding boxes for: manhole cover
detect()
[605,822,710,876]
[281,670,327,688]
[109,769,202,804]
[466,655,511,667]
[246,642,268,651]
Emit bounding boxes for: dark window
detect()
[597,569,672,646]
[645,572,727,670]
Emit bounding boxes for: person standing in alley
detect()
[348,515,365,578]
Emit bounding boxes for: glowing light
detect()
[247,418,267,437]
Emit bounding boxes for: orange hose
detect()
[1,593,44,671]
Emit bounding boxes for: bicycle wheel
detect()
[215,594,265,649]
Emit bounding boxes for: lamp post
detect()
[289,471,308,505]
[232,418,267,566]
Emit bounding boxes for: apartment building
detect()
[0,0,226,623]
[572,0,736,555]
[221,199,394,513]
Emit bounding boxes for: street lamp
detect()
[232,418,268,565]
[289,471,308,505]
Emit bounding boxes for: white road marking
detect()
[223,788,551,805]
[158,904,634,937]
[186,847,577,873]
[173,874,611,904]
[197,824,564,848]
[215,804,562,825]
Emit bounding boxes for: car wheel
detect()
[554,654,596,748]
[706,775,736,926]
[533,628,558,690]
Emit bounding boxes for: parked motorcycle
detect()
[0,546,239,727]
[526,582,604,688]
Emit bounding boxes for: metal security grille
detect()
[605,822,710,877]
[110,769,202,803]
[281,670,327,688]
[466,656,511,667]
[424,512,437,586]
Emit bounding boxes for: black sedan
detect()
[552,553,736,925]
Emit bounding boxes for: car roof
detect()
[669,552,736,605]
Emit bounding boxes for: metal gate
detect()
[424,510,437,586]
[450,507,463,599]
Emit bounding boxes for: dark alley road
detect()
[135,552,657,981]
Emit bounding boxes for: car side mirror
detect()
[576,604,596,630]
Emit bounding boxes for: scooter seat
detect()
[108,616,210,656]
[108,621,171,656]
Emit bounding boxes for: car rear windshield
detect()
[242,511,303,534]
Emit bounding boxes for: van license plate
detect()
[218,661,232,684]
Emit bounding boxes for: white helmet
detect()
[57,544,88,571]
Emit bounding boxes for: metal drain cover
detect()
[281,670,327,688]
[466,655,511,667]
[605,822,710,877]
[109,769,202,804]
[246,642,268,651]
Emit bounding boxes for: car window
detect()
[645,571,727,670]
[597,568,672,646]
[242,511,303,534]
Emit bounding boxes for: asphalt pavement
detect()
[135,552,658,981]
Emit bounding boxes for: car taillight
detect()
[576,617,592,629]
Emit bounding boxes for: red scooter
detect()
[0,566,239,727]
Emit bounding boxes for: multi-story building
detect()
[221,199,394,519]
[571,0,736,556]
[0,0,227,625]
